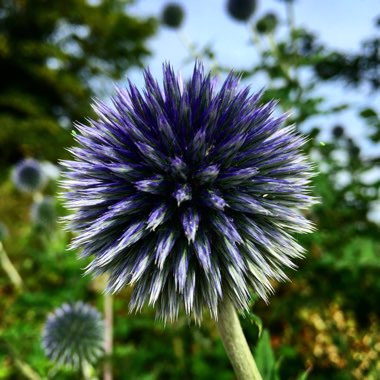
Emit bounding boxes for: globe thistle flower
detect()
[31,196,57,228]
[42,302,104,368]
[227,0,256,22]
[161,3,185,29]
[332,125,344,139]
[12,158,46,193]
[62,62,316,322]
[256,13,278,34]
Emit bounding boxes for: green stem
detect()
[0,242,23,290]
[216,298,262,380]
[103,293,113,380]
[0,339,40,380]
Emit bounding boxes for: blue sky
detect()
[124,0,379,149]
[128,0,379,78]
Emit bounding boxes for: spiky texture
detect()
[42,302,104,368]
[31,196,56,228]
[227,0,256,22]
[12,158,46,193]
[62,62,316,322]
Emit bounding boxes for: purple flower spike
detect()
[62,62,316,322]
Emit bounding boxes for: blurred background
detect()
[0,0,379,379]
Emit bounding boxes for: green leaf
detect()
[296,367,312,380]
[359,108,377,118]
[254,330,280,380]
[246,311,263,338]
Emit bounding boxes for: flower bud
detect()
[227,0,256,22]
[161,3,185,29]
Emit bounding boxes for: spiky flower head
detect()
[161,3,185,29]
[62,62,316,322]
[42,302,104,368]
[12,158,46,193]
[31,196,57,228]
[227,0,256,22]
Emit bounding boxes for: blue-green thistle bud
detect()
[30,196,56,228]
[42,302,104,368]
[332,125,344,139]
[256,13,278,34]
[227,0,256,22]
[12,158,47,193]
[161,3,185,29]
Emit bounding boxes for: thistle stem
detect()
[216,298,262,380]
[103,293,113,380]
[0,242,23,290]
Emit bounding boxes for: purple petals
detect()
[129,249,152,284]
[225,192,272,216]
[62,61,316,322]
[202,189,228,211]
[146,203,171,231]
[172,183,192,206]
[157,114,177,146]
[175,247,189,292]
[181,208,200,243]
[183,270,195,314]
[89,221,147,269]
[170,156,188,180]
[220,237,245,270]
[211,132,247,162]
[194,164,220,184]
[193,230,211,271]
[118,222,147,248]
[210,212,243,244]
[218,167,259,187]
[224,264,250,310]
[149,267,170,305]
[155,230,178,269]
[99,196,147,220]
[189,128,207,161]
[134,175,165,194]
[135,141,168,169]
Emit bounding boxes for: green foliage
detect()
[254,330,280,380]
[1,1,380,379]
[0,0,156,166]
[254,330,310,380]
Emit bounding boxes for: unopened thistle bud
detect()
[42,302,104,368]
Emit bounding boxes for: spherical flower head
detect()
[42,302,104,368]
[12,158,46,193]
[256,13,278,34]
[332,125,344,139]
[161,3,185,29]
[227,0,256,22]
[62,62,316,322]
[31,196,57,228]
